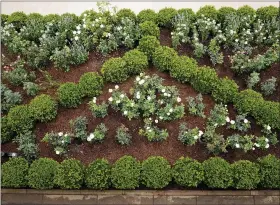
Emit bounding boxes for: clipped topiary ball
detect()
[116,8,136,22]
[101,57,128,83]
[137,9,157,23]
[139,21,160,38]
[196,5,218,20]
[57,82,82,108]
[157,7,178,28]
[122,49,148,75]
[152,46,178,72]
[137,35,160,60]
[79,72,104,98]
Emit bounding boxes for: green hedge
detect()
[78,72,104,98]
[101,57,128,83]
[157,8,178,28]
[137,9,157,23]
[57,82,83,108]
[153,46,178,72]
[122,49,148,75]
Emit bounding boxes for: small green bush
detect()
[1,14,9,26]
[190,66,219,94]
[196,5,218,20]
[256,6,278,21]
[232,160,260,189]
[177,8,196,22]
[203,157,233,189]
[137,9,157,23]
[116,9,136,22]
[137,36,160,60]
[122,49,148,75]
[27,13,44,22]
[111,156,140,189]
[29,94,57,122]
[141,156,172,189]
[54,159,84,189]
[218,7,236,23]
[139,21,160,38]
[237,5,256,17]
[27,158,59,189]
[101,57,128,83]
[258,155,280,189]
[1,157,29,188]
[23,82,40,96]
[153,46,178,72]
[79,72,104,97]
[212,77,239,104]
[57,83,82,108]
[85,159,111,189]
[7,11,27,29]
[1,116,15,144]
[173,157,204,187]
[157,8,178,28]
[80,9,98,21]
[43,14,60,23]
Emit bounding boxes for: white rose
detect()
[108,97,113,102]
[244,119,248,123]
[115,85,119,89]
[167,113,170,116]
[235,143,240,148]
[58,132,63,136]
[193,135,198,140]
[265,138,269,142]
[169,108,173,113]
[136,77,140,81]
[139,79,145,85]
[265,144,269,149]
[162,89,166,93]
[230,120,235,125]
[155,119,158,123]
[109,89,113,93]
[226,117,230,122]
[120,94,125,98]
[124,111,128,115]
[116,100,120,104]
[177,97,181,103]
[198,130,203,137]
[147,96,151,100]
[74,36,79,41]
[55,150,60,155]
[100,24,104,28]
[73,31,77,35]
[266,125,271,130]
[83,24,86,28]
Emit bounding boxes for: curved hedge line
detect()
[2,155,279,190]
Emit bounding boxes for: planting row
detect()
[2,154,280,190]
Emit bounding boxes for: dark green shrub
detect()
[116,9,136,22]
[27,158,59,189]
[139,21,160,38]
[54,159,84,189]
[57,83,82,108]
[212,77,239,104]
[157,8,178,28]
[85,159,111,189]
[218,7,236,23]
[237,5,256,17]
[7,105,34,133]
[1,14,9,26]
[196,5,218,20]
[203,157,233,189]
[79,72,104,97]
[258,155,280,189]
[122,49,148,75]
[1,116,15,144]
[7,11,27,29]
[232,160,260,189]
[43,14,60,23]
[111,156,140,189]
[256,6,279,21]
[177,8,196,22]
[137,35,160,60]
[173,157,204,187]
[190,66,219,94]
[170,56,198,83]
[153,46,178,72]
[27,13,44,22]
[1,157,29,188]
[101,57,128,83]
[141,156,172,189]
[137,9,157,23]
[29,94,57,122]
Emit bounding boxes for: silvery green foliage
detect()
[23,82,39,96]
[191,28,206,58]
[247,72,260,89]
[116,125,132,145]
[139,118,169,142]
[178,123,203,145]
[226,115,251,132]
[70,116,88,141]
[207,38,224,65]
[42,132,72,156]
[194,16,221,42]
[207,104,228,128]
[88,99,109,118]
[87,123,108,143]
[186,94,205,118]
[171,13,191,48]
[1,84,22,113]
[227,134,254,152]
[261,77,277,96]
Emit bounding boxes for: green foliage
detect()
[80,9,98,21]
[137,35,160,60]
[208,104,228,127]
[54,159,84,189]
[152,46,178,72]
[203,157,233,188]
[1,14,9,26]
[27,158,59,189]
[1,84,22,113]
[208,39,223,65]
[23,82,40,96]
[186,94,205,118]
[1,116,15,144]
[139,21,160,38]
[177,8,196,22]
[101,57,128,83]
[57,82,82,108]
[88,123,108,143]
[29,94,57,122]
[237,5,256,17]
[247,72,260,89]
[157,8,178,28]
[212,77,239,104]
[4,67,36,86]
[43,14,60,23]
[141,156,172,189]
[227,134,254,152]
[122,49,148,75]
[85,159,111,189]
[7,11,27,29]
[261,77,277,96]
[218,7,236,23]
[173,157,204,187]
[256,6,279,21]
[42,132,71,156]
[116,8,136,22]
[116,125,132,145]
[258,155,280,188]
[196,5,218,20]
[70,116,88,141]
[178,123,202,145]
[111,156,140,189]
[232,160,260,189]
[79,72,104,97]
[1,158,28,188]
[89,100,108,118]
[137,9,157,23]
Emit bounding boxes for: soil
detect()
[1,29,280,165]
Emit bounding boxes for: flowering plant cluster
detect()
[171,13,191,48]
[88,97,109,118]
[186,94,205,118]
[87,123,108,143]
[178,123,203,145]
[42,132,71,156]
[226,115,251,132]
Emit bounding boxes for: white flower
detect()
[167,112,170,116]
[61,140,65,144]
[55,150,60,155]
[136,95,140,99]
[164,93,168,96]
[149,117,152,120]
[147,96,151,100]
[136,76,140,81]
[162,89,166,93]
[159,116,163,120]
[169,108,173,113]
[265,144,270,149]
[255,143,260,148]
[214,123,218,127]
[193,135,198,140]
[230,120,235,125]
[265,138,269,142]
[108,97,113,102]
[73,31,77,35]
[266,125,271,130]
[198,131,203,137]
[124,111,128,115]
[58,132,63,136]
[235,39,239,42]
[226,117,230,122]
[155,119,158,123]
[100,24,104,28]
[76,25,81,30]
[74,36,79,41]
[109,89,113,93]
[83,24,86,28]
[139,79,145,85]
[115,85,119,89]
[177,97,181,103]
[130,102,134,107]
[252,147,255,151]
[235,143,240,148]
[146,126,150,130]
[244,119,248,123]
[120,94,125,98]
[116,100,121,104]
[92,97,97,103]
[87,136,92,142]
[140,73,144,76]
[84,13,87,17]
[77,30,81,35]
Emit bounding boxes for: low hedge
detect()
[256,6,279,21]
[153,46,178,72]
[101,57,128,83]
[57,82,83,108]
[139,21,160,38]
[122,49,148,75]
[116,8,136,22]
[237,5,256,18]
[157,7,178,28]
[196,5,218,20]
[137,35,160,60]
[78,72,104,98]
[137,9,157,23]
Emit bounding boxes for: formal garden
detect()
[1,2,280,190]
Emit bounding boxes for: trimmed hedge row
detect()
[2,155,279,190]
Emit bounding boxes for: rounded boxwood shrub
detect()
[153,46,178,72]
[232,160,260,190]
[190,66,219,94]
[7,11,27,29]
[85,159,111,189]
[28,13,43,21]
[137,9,157,23]
[173,157,204,188]
[237,5,256,17]
[1,157,29,188]
[7,105,34,133]
[1,116,15,144]
[137,35,160,60]
[122,49,148,75]
[79,72,104,98]
[54,159,84,189]
[43,14,60,23]
[57,82,82,108]
[80,9,98,21]
[196,5,218,20]
[257,155,280,189]
[170,56,198,83]
[111,156,140,189]
[212,77,239,104]
[203,157,233,189]
[101,57,128,83]
[116,8,136,22]
[27,158,59,189]
[1,14,9,26]
[141,156,172,189]
[178,8,196,22]
[256,6,279,21]
[139,21,160,38]
[218,7,236,22]
[29,94,57,122]
[157,7,178,28]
